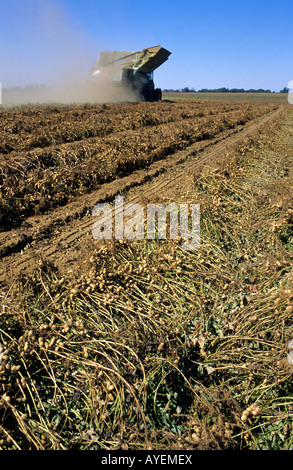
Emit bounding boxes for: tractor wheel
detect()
[141,85,151,102]
[153,88,162,101]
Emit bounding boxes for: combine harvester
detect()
[91,45,171,102]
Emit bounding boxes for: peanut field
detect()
[0,98,292,451]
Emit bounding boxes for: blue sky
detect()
[0,0,292,91]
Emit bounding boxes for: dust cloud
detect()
[3,80,139,105]
[3,74,139,105]
[45,76,139,104]
[1,1,138,105]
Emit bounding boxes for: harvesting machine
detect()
[91,45,171,102]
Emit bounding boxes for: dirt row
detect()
[0,102,285,285]
[0,101,270,154]
[0,102,276,231]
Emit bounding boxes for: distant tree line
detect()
[163,87,289,93]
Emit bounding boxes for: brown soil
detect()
[0,101,285,285]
